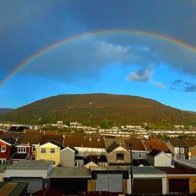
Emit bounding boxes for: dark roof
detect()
[49,140,64,149]
[132,159,150,166]
[106,142,119,153]
[11,153,29,160]
[125,139,146,151]
[168,139,189,148]
[32,188,63,196]
[1,137,16,145]
[157,167,195,174]
[9,126,29,132]
[84,155,107,165]
[64,134,105,148]
[20,133,42,145]
[75,156,84,160]
[148,149,162,157]
[184,140,196,148]
[41,135,64,145]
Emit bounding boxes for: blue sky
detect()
[0,0,195,111]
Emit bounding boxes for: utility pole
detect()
[129,143,133,195]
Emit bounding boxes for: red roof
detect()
[143,138,171,153]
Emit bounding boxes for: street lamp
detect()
[129,144,133,194]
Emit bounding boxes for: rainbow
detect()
[1,29,196,88]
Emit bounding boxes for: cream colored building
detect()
[35,141,61,167]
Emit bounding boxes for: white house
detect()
[147,150,172,167]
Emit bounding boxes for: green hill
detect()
[0,93,196,128]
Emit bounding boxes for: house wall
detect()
[147,155,154,166]
[60,147,75,167]
[155,153,172,167]
[36,143,60,167]
[191,147,196,160]
[107,146,130,164]
[0,141,11,161]
[132,151,146,160]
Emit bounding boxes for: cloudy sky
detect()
[0,0,196,111]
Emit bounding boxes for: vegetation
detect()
[0,93,196,128]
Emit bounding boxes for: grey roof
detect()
[49,167,91,178]
[90,166,128,172]
[124,166,166,175]
[7,160,52,170]
[174,159,196,169]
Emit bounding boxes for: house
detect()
[60,146,76,167]
[84,155,108,168]
[49,166,91,195]
[19,133,43,159]
[0,137,16,164]
[167,139,189,159]
[4,160,53,193]
[36,141,63,167]
[125,166,167,195]
[185,140,196,159]
[10,143,30,164]
[147,150,172,167]
[89,166,129,194]
[106,142,130,165]
[64,134,106,157]
[125,138,147,160]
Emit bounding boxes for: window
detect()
[41,148,46,153]
[138,152,142,159]
[0,159,6,164]
[1,146,6,152]
[18,147,26,153]
[180,155,185,159]
[50,149,55,153]
[180,148,184,154]
[32,146,36,152]
[116,153,124,160]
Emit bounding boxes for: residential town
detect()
[0,123,195,195]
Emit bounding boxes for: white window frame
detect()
[18,147,26,153]
[180,148,184,154]
[1,146,6,153]
[0,159,6,164]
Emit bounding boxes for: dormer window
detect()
[18,147,26,153]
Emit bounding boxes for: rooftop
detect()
[49,167,91,178]
[174,159,196,170]
[7,160,52,170]
[0,182,28,196]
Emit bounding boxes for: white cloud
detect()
[126,68,152,82]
